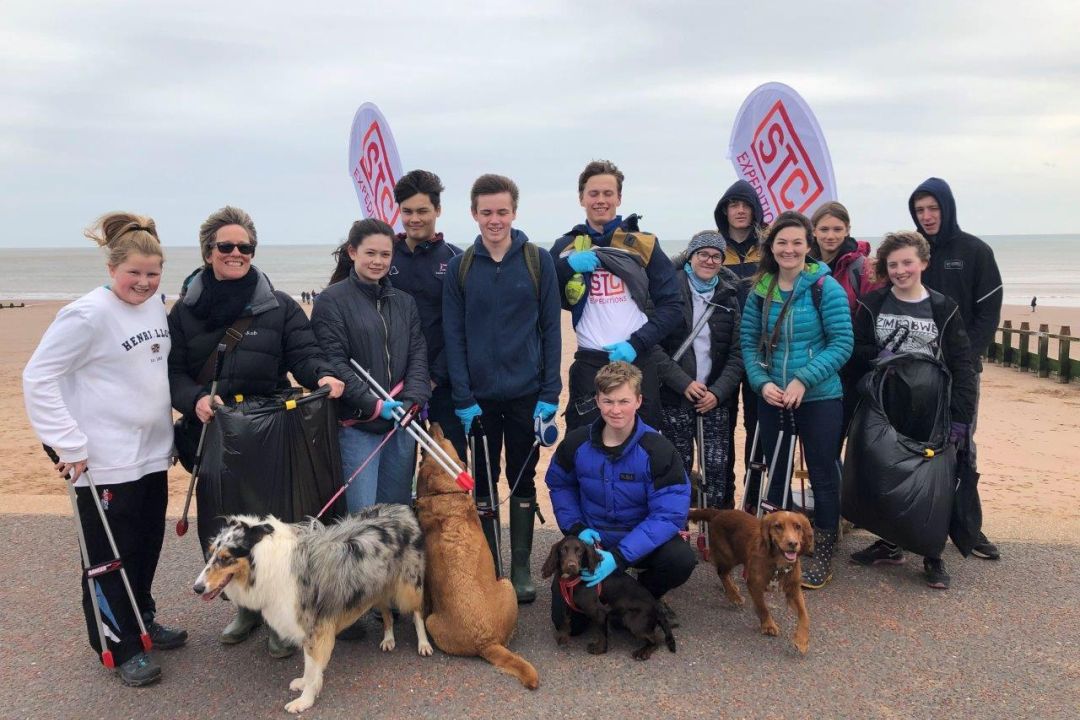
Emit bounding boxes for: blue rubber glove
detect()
[379,400,403,421]
[533,401,558,421]
[567,250,600,273]
[454,403,483,435]
[577,528,601,546]
[949,421,970,448]
[581,548,617,588]
[603,341,637,363]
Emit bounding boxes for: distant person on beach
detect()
[23,213,185,687]
[1031,296,1037,313]
[443,173,562,603]
[809,201,884,449]
[714,180,766,510]
[312,218,430,511]
[389,169,465,458]
[550,159,682,433]
[848,231,977,589]
[167,205,343,658]
[909,177,1003,560]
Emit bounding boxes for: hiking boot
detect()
[800,526,838,590]
[267,626,297,659]
[117,652,161,687]
[220,607,261,645]
[146,620,188,650]
[850,539,905,566]
[509,496,537,604]
[971,532,1001,560]
[658,600,680,629]
[923,557,951,589]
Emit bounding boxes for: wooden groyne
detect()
[985,322,1078,383]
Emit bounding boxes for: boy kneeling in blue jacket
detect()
[545,361,694,633]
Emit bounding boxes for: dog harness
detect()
[559,576,602,614]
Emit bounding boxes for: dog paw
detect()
[289,678,306,692]
[555,633,569,646]
[586,642,607,655]
[761,621,780,637]
[727,594,745,608]
[793,632,809,655]
[418,640,433,657]
[380,637,396,652]
[631,647,654,661]
[285,696,313,714]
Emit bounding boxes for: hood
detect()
[563,213,642,242]
[713,180,763,241]
[470,228,530,258]
[810,236,867,272]
[908,177,960,243]
[751,261,831,302]
[181,265,278,315]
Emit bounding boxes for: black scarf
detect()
[189,267,259,330]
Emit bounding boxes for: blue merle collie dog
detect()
[194,505,432,714]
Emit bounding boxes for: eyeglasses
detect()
[694,252,723,264]
[212,242,255,255]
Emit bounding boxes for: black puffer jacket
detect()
[656,260,744,409]
[311,270,430,431]
[852,287,976,424]
[168,267,334,418]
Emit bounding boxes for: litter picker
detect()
[695,416,710,559]
[470,419,503,578]
[349,359,474,492]
[44,445,151,667]
[176,343,226,537]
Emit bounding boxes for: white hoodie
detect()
[23,286,174,487]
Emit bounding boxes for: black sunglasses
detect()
[212,242,255,255]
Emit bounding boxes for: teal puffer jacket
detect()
[739,263,853,402]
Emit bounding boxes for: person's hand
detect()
[534,401,558,421]
[195,394,223,423]
[761,383,784,407]
[782,378,806,409]
[949,421,970,448]
[455,403,482,435]
[683,380,708,402]
[55,458,88,482]
[317,375,345,399]
[567,250,600,273]
[695,390,719,413]
[379,400,403,421]
[577,528,602,546]
[603,341,637,364]
[581,548,617,587]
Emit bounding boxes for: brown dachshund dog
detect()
[541,535,676,660]
[688,509,813,654]
[414,424,539,689]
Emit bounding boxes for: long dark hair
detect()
[750,210,813,288]
[330,218,396,284]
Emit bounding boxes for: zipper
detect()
[377,296,391,388]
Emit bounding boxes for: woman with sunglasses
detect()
[167,206,343,657]
[655,231,743,509]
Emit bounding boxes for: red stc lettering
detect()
[780,169,810,210]
[589,271,624,297]
[756,122,785,163]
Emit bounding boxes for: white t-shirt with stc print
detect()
[575,267,648,351]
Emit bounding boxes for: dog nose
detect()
[193,582,205,595]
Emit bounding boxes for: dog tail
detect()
[479,643,539,690]
[687,508,720,524]
[658,611,677,653]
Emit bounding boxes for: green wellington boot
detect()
[220,606,262,645]
[509,496,537,604]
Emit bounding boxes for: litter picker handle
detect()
[176,342,227,537]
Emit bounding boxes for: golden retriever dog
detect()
[689,508,813,654]
[414,423,539,689]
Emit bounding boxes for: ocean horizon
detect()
[2,234,1078,307]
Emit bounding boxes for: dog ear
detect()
[760,515,774,553]
[799,515,814,556]
[249,522,275,543]
[584,543,601,572]
[540,541,561,579]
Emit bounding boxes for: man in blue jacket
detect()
[550,160,683,432]
[443,174,562,603]
[909,177,1003,560]
[390,170,464,458]
[545,362,693,634]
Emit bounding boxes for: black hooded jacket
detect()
[908,178,1002,371]
[713,180,764,306]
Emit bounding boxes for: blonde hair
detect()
[595,361,642,396]
[84,212,163,268]
[874,231,930,283]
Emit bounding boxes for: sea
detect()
[0,235,1077,307]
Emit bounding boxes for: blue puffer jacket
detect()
[740,263,853,402]
[545,419,689,567]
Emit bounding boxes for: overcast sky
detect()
[1,0,1077,249]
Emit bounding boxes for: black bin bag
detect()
[196,388,346,553]
[842,353,956,559]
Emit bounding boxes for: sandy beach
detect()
[2,301,1078,541]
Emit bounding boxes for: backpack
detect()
[458,241,541,300]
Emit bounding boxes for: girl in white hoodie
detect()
[23,213,185,687]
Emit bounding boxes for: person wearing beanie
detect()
[656,230,744,510]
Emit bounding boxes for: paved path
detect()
[1,515,1077,719]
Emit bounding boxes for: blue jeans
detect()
[338,425,417,512]
[757,397,843,531]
